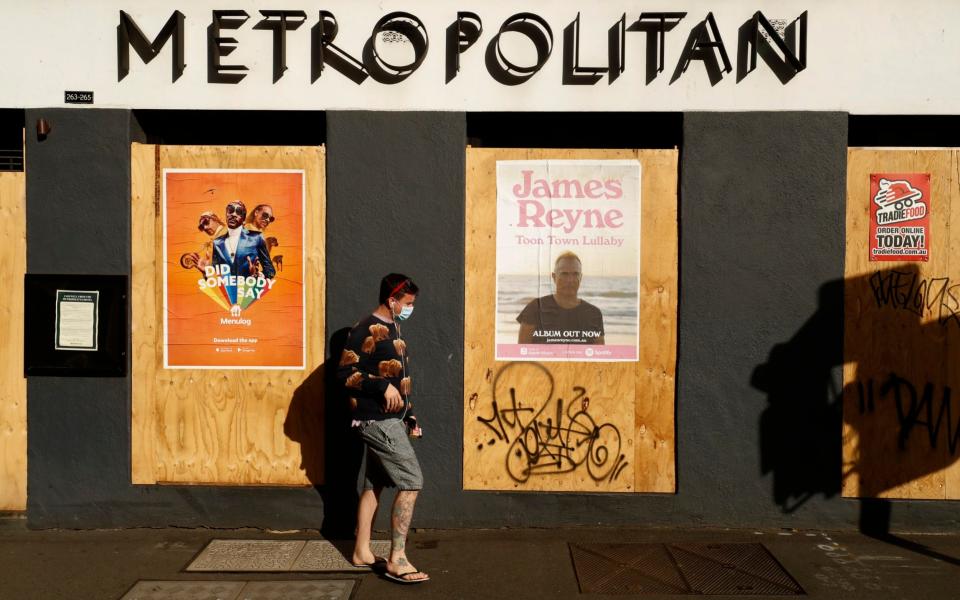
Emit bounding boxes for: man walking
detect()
[339,273,429,584]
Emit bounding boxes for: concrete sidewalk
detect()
[1,515,957,599]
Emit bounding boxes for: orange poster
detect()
[163,169,305,369]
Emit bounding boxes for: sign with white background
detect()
[0,1,957,113]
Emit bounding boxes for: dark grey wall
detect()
[325,112,467,529]
[679,112,851,527]
[24,109,960,532]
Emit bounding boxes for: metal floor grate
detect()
[570,542,804,596]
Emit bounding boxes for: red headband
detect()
[388,279,410,299]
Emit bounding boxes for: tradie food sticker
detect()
[870,174,930,262]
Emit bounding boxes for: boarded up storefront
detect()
[131,145,325,486]
[844,149,960,499]
[464,148,677,493]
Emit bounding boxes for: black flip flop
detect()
[384,571,430,584]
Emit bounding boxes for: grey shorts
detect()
[357,418,423,491]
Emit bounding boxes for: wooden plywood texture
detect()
[843,149,960,499]
[463,148,677,493]
[0,171,26,510]
[131,145,325,486]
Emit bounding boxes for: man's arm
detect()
[516,298,540,344]
[255,236,276,279]
[337,327,388,395]
[211,238,227,267]
[337,324,406,413]
[518,323,536,344]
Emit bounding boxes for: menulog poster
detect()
[163,169,305,369]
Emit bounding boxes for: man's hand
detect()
[408,418,423,438]
[383,383,403,413]
[518,322,536,344]
[246,256,261,277]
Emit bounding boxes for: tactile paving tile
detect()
[119,580,246,600]
[570,543,803,596]
[291,540,392,572]
[119,580,356,600]
[186,540,306,572]
[237,580,355,600]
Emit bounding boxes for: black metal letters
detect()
[207,10,248,84]
[562,13,607,85]
[117,8,808,88]
[445,12,482,83]
[627,13,687,84]
[485,13,554,86]
[671,13,732,86]
[117,10,185,82]
[311,11,368,84]
[364,12,430,84]
[254,11,308,83]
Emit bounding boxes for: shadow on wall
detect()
[754,264,960,565]
[284,327,363,539]
[753,276,844,513]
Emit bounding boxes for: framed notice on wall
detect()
[495,160,641,362]
[24,274,127,377]
[162,169,306,369]
[54,290,99,351]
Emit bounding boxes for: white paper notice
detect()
[55,290,99,351]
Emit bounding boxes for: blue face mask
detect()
[395,304,414,321]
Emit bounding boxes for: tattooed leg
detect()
[390,490,417,560]
[387,490,428,581]
[352,487,382,566]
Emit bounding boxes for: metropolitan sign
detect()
[0,1,959,113]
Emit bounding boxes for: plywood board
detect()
[131,145,325,485]
[0,171,26,510]
[464,148,677,493]
[843,149,959,499]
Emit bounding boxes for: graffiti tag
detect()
[869,270,960,327]
[856,374,960,454]
[476,363,628,484]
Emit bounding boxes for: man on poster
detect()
[517,251,605,345]
[245,203,276,233]
[212,200,276,280]
[179,211,227,274]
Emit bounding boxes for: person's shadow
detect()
[755,265,960,565]
[284,327,364,539]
